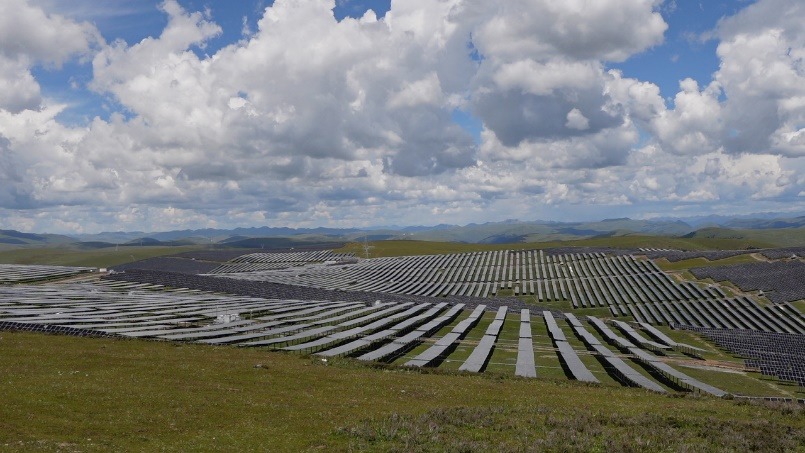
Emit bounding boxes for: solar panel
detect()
[314,304,446,357]
[357,304,465,362]
[459,306,507,373]
[405,305,485,367]
[515,309,536,378]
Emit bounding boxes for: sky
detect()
[0,0,803,234]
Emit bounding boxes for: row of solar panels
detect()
[623,297,805,335]
[0,264,96,283]
[688,326,805,387]
[215,251,641,291]
[215,250,805,336]
[227,251,355,264]
[0,281,733,395]
[215,251,729,307]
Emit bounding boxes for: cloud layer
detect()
[0,0,803,233]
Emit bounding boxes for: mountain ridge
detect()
[3,213,803,248]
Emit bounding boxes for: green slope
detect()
[0,245,205,268]
[0,230,75,247]
[683,227,805,247]
[1,332,802,451]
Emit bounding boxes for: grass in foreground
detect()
[340,403,804,451]
[1,332,803,451]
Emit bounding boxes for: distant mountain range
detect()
[721,216,805,229]
[2,214,803,250]
[660,213,805,229]
[65,218,694,245]
[71,226,369,244]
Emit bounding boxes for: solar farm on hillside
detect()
[1,246,803,400]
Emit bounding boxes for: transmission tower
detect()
[362,235,373,259]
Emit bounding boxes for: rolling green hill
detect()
[0,230,75,247]
[0,245,205,268]
[682,227,805,247]
[1,332,802,451]
[406,219,695,243]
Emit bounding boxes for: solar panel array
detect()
[685,326,805,387]
[0,276,759,393]
[544,311,598,383]
[0,264,96,283]
[515,309,537,378]
[209,251,356,274]
[3,245,803,399]
[107,247,805,393]
[214,250,804,335]
[459,306,507,373]
[405,305,486,367]
[690,261,805,304]
[0,282,273,332]
[564,313,666,392]
[587,315,726,397]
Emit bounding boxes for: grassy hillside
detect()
[406,225,803,248]
[0,233,793,267]
[0,245,205,268]
[531,233,787,249]
[683,227,805,247]
[655,254,762,272]
[1,332,802,451]
[406,219,694,243]
[337,240,544,257]
[0,230,75,247]
[335,234,796,258]
[409,223,563,243]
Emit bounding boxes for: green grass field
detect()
[0,234,794,269]
[337,240,542,257]
[0,246,204,268]
[336,235,790,259]
[654,254,761,272]
[2,238,803,449]
[1,331,803,451]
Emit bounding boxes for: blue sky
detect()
[612,1,734,100]
[1,0,803,233]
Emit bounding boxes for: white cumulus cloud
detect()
[0,0,802,233]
